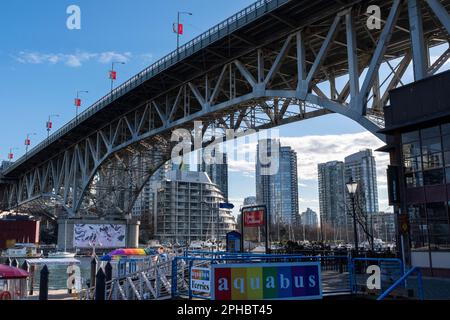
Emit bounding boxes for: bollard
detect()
[6,257,12,266]
[95,268,106,301]
[29,265,35,296]
[105,262,112,283]
[39,265,49,300]
[21,260,29,271]
[90,257,97,289]
[12,259,19,268]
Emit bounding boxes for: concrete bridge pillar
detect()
[57,218,140,252]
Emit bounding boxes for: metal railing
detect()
[79,259,173,300]
[377,267,424,300]
[3,0,289,176]
[171,252,352,299]
[350,257,404,295]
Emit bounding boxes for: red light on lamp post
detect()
[46,114,59,139]
[109,70,117,80]
[24,133,36,157]
[75,91,88,121]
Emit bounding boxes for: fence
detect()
[172,251,352,299]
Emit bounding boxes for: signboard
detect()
[190,267,211,294]
[226,231,241,253]
[243,209,265,227]
[211,262,322,300]
[398,214,409,235]
[73,224,126,248]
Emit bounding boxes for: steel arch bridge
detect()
[1,0,450,219]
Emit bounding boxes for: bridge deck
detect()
[2,0,449,178]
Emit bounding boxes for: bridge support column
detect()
[57,218,140,251]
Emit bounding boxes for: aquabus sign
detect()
[211,262,322,300]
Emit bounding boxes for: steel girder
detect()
[1,0,450,217]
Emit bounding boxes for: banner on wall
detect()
[211,262,322,300]
[73,224,126,248]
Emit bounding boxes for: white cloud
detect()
[14,51,132,67]
[225,131,391,214]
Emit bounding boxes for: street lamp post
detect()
[175,12,193,51]
[46,114,60,139]
[110,62,125,92]
[75,90,89,122]
[346,179,359,256]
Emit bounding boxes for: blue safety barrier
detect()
[172,252,352,300]
[377,267,424,300]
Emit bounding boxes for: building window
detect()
[423,168,444,186]
[405,172,423,188]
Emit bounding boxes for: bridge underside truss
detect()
[1,0,450,217]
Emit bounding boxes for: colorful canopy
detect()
[0,265,29,279]
[108,248,147,256]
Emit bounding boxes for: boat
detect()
[47,251,76,259]
[1,244,43,259]
[47,220,76,259]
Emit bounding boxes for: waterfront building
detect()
[256,139,299,225]
[318,161,347,235]
[198,149,228,202]
[243,196,257,206]
[380,70,450,276]
[367,212,396,243]
[154,170,236,244]
[344,149,379,216]
[301,208,318,228]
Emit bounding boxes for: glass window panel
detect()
[428,220,450,250]
[441,123,450,136]
[402,130,420,143]
[422,152,443,170]
[403,141,421,158]
[404,156,422,173]
[409,219,428,250]
[426,202,448,219]
[421,126,441,139]
[421,136,442,155]
[408,204,426,220]
[445,151,450,167]
[446,168,450,184]
[443,135,450,151]
[405,171,423,188]
[423,168,444,186]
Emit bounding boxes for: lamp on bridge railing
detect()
[24,133,37,157]
[46,114,60,139]
[174,11,193,51]
[110,62,125,93]
[8,148,18,163]
[75,90,89,122]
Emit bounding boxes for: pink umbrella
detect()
[0,265,29,279]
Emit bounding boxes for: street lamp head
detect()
[346,179,358,195]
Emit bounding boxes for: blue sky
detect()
[1,1,449,217]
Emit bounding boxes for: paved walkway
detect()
[409,276,450,300]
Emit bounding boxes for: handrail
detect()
[2,0,286,176]
[377,267,424,300]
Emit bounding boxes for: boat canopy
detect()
[25,258,81,266]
